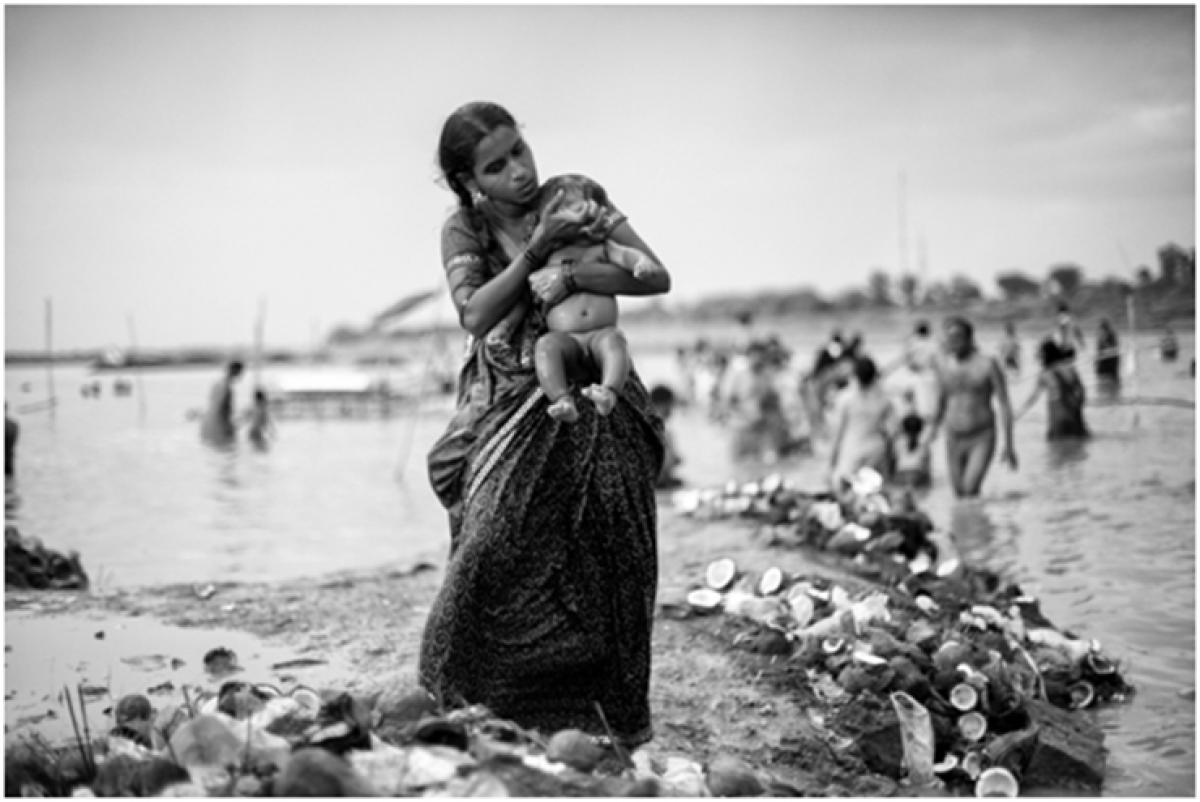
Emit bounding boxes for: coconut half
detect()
[704,558,739,591]
[686,588,725,614]
[950,683,979,711]
[974,767,1019,798]
[822,637,847,655]
[1068,680,1096,710]
[960,750,984,780]
[757,566,786,596]
[1085,651,1117,676]
[957,711,988,742]
[932,754,959,774]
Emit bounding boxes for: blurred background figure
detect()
[999,320,1021,376]
[5,403,18,480]
[649,384,683,489]
[892,389,932,490]
[1094,318,1121,398]
[200,360,244,446]
[1160,325,1179,362]
[1051,301,1086,362]
[1016,339,1089,440]
[243,387,276,451]
[828,356,893,490]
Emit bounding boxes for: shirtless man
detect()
[925,317,1017,498]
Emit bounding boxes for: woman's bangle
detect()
[523,244,547,269]
[561,262,578,294]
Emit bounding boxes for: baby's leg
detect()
[581,327,630,416]
[535,331,585,422]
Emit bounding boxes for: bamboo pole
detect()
[253,296,267,389]
[126,314,147,423]
[1126,291,1139,428]
[44,298,56,420]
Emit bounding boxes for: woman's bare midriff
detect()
[546,292,618,333]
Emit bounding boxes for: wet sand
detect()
[6,506,915,795]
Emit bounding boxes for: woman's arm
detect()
[991,357,1018,469]
[457,250,541,338]
[449,191,585,338]
[528,220,670,306]
[1014,376,1044,421]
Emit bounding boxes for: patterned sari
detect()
[421,195,664,743]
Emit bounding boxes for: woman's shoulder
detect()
[441,208,487,255]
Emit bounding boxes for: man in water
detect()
[925,317,1017,498]
[200,360,244,446]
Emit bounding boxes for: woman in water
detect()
[926,317,1018,498]
[422,102,670,745]
[1016,339,1089,439]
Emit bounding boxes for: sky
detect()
[5,4,1195,351]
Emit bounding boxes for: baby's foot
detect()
[582,384,618,416]
[547,395,580,423]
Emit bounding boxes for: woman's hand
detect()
[529,191,602,256]
[528,265,573,306]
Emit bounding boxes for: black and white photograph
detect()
[4,4,1194,797]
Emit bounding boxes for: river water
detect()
[4,320,1194,795]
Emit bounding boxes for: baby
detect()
[532,174,665,422]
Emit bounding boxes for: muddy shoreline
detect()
[5,505,1113,795]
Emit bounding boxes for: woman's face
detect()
[469,125,539,208]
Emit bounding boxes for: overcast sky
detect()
[5,4,1194,351]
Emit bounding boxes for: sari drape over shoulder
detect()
[421,195,664,742]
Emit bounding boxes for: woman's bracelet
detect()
[561,262,578,295]
[523,244,547,269]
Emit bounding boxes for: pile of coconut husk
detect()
[5,674,807,797]
[666,470,1133,795]
[5,525,88,591]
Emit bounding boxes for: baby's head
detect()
[537,174,609,220]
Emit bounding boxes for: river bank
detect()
[6,499,1124,796]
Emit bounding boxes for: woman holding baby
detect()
[421,101,670,745]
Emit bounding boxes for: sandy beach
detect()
[6,494,1130,796]
[8,505,964,796]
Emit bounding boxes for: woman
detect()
[925,317,1017,498]
[421,102,670,745]
[828,356,893,488]
[1016,339,1089,439]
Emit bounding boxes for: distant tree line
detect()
[634,241,1195,324]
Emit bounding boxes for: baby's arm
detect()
[603,240,665,281]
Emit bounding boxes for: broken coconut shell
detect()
[1068,680,1096,710]
[974,766,1019,798]
[705,558,739,591]
[950,683,979,711]
[757,566,785,596]
[961,750,985,780]
[686,588,725,614]
[1084,651,1117,676]
[957,711,988,742]
[933,754,959,775]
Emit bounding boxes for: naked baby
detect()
[532,173,665,422]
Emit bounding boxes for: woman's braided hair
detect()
[437,101,518,254]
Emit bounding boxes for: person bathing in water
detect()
[926,317,1017,498]
[524,174,666,422]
